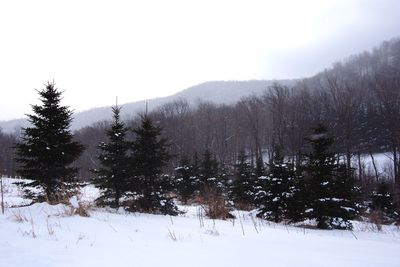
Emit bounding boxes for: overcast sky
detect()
[1,0,400,121]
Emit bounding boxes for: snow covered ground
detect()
[1,177,400,267]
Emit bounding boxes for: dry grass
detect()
[75,204,91,217]
[167,228,178,241]
[62,202,92,217]
[368,210,383,231]
[14,211,36,238]
[46,217,55,236]
[11,210,29,223]
[233,201,254,211]
[47,186,81,205]
[199,189,234,220]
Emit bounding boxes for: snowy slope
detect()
[0,178,399,267]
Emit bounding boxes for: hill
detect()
[0,80,292,133]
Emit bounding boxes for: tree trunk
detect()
[393,146,399,184]
[357,152,363,182]
[369,152,379,182]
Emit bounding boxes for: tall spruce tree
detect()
[93,104,130,207]
[131,115,177,215]
[257,149,295,222]
[304,124,356,229]
[15,82,84,201]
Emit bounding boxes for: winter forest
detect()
[1,38,400,266]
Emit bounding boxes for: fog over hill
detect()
[0,80,293,133]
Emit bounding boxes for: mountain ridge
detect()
[0,79,293,133]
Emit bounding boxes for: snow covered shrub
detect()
[370,182,399,223]
[329,217,353,230]
[174,157,199,204]
[126,192,179,216]
[256,149,296,223]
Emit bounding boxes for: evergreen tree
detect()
[255,155,265,177]
[175,156,197,204]
[15,82,84,202]
[191,152,201,193]
[130,115,177,215]
[230,150,255,208]
[257,149,295,222]
[93,105,130,207]
[304,124,356,229]
[285,169,306,223]
[252,155,266,206]
[371,182,399,222]
[199,149,220,193]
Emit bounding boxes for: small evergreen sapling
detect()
[371,182,399,222]
[257,149,295,222]
[230,150,255,209]
[191,153,201,194]
[175,156,197,204]
[199,150,221,194]
[285,169,306,223]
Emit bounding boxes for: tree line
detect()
[66,38,400,190]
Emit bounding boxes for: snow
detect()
[1,177,400,267]
[341,206,356,212]
[352,152,394,180]
[69,196,79,209]
[309,133,327,140]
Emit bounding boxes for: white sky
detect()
[1,0,400,121]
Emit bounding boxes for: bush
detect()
[201,188,234,220]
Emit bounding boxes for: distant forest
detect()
[1,38,400,188]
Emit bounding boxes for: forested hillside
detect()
[67,38,400,186]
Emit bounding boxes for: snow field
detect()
[0,178,400,267]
